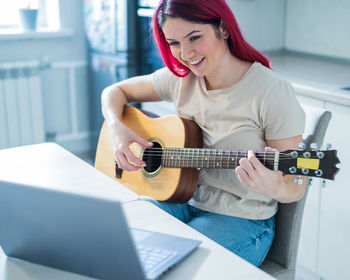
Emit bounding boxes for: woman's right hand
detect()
[108,121,153,171]
[101,74,160,171]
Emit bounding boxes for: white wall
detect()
[285,0,350,60]
[228,0,350,60]
[0,0,89,154]
[227,0,286,52]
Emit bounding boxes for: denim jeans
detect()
[141,197,275,267]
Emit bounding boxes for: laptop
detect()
[0,180,201,280]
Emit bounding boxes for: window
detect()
[0,0,60,30]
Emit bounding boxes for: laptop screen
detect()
[0,180,146,280]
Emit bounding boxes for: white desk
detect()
[123,201,275,280]
[0,143,275,280]
[0,143,138,202]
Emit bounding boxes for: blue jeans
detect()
[142,197,275,267]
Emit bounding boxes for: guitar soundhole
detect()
[142,142,162,173]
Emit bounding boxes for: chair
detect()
[260,105,332,280]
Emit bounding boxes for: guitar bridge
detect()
[115,162,123,179]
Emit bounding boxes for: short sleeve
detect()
[152,67,180,102]
[261,80,306,140]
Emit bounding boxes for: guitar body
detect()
[95,105,203,202]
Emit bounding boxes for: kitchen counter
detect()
[266,52,350,106]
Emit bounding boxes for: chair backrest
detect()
[265,104,332,269]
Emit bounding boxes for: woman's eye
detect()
[169,41,179,46]
[190,36,201,41]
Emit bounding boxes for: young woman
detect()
[101,0,306,266]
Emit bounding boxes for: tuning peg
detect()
[302,168,309,175]
[310,143,318,151]
[290,151,298,158]
[326,143,332,150]
[303,151,311,158]
[298,142,306,151]
[316,151,324,159]
[289,166,297,173]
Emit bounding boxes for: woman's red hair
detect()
[152,0,271,77]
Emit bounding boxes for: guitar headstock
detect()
[278,149,340,180]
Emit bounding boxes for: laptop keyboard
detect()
[136,244,178,273]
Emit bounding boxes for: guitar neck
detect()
[161,148,279,171]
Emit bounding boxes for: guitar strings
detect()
[138,153,319,160]
[140,147,313,156]
[143,148,284,154]
[138,148,317,159]
[141,151,314,158]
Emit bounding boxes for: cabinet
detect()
[318,102,350,280]
[296,94,349,280]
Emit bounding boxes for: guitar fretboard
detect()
[161,148,278,170]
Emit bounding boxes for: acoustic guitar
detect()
[95,105,340,203]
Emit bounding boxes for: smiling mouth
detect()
[188,57,204,66]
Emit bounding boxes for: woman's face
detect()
[162,17,229,78]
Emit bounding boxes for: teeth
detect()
[189,57,204,65]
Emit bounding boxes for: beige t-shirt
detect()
[151,62,305,220]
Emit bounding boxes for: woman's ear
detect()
[219,20,229,39]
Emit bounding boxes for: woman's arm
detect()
[101,74,161,122]
[235,135,306,203]
[101,74,161,171]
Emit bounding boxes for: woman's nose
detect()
[180,44,192,61]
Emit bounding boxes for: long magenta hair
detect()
[152,0,271,77]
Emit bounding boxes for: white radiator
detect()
[0,61,45,149]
